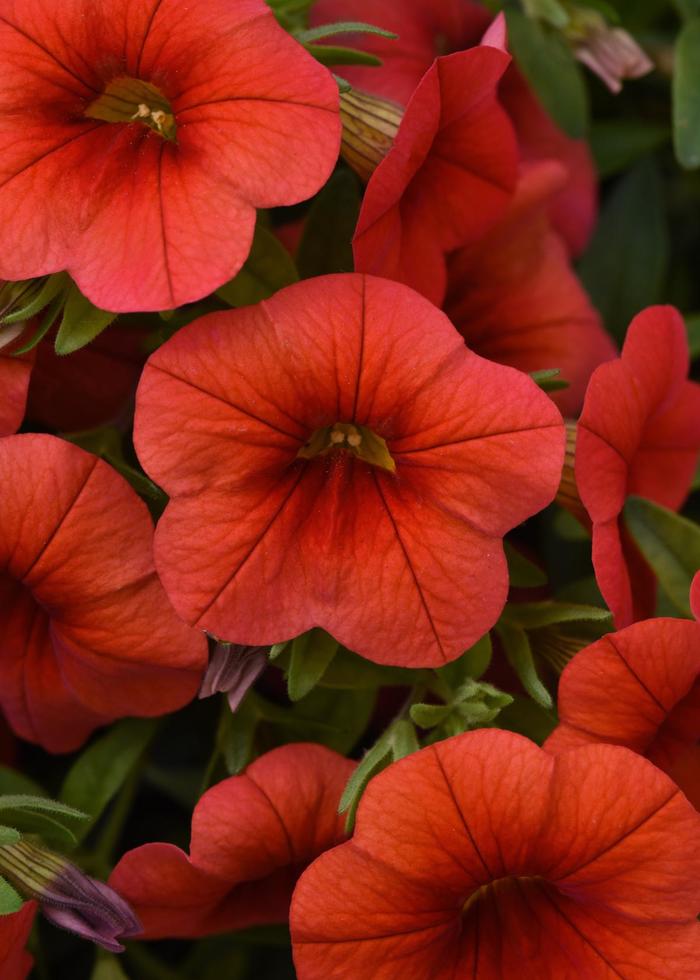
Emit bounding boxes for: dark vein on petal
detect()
[394,422,561,457]
[536,883,627,979]
[604,634,668,714]
[0,15,98,94]
[432,747,494,880]
[372,473,447,661]
[175,96,337,115]
[194,468,307,625]
[135,0,167,76]
[156,142,175,308]
[0,124,103,192]
[351,276,366,421]
[244,774,298,865]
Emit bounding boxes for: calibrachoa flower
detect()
[345,36,518,305]
[291,729,700,978]
[547,618,700,810]
[0,902,35,980]
[312,0,597,256]
[0,841,140,952]
[445,161,615,415]
[134,274,564,667]
[575,306,700,627]
[109,744,353,938]
[692,571,700,619]
[0,0,340,312]
[0,332,33,436]
[0,434,207,752]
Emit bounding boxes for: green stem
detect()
[92,766,141,874]
[198,697,230,798]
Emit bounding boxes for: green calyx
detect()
[297,422,396,473]
[85,77,176,142]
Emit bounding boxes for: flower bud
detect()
[0,841,141,952]
[566,9,653,93]
[339,89,403,182]
[556,420,589,527]
[199,642,269,712]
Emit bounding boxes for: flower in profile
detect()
[311,0,597,256]
[0,841,140,952]
[0,0,340,312]
[574,306,700,626]
[546,617,700,809]
[0,434,207,752]
[291,730,700,978]
[109,744,353,938]
[445,161,615,415]
[345,36,518,305]
[0,901,35,980]
[134,274,564,667]
[566,8,654,94]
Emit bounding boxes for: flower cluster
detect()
[0,1,698,978]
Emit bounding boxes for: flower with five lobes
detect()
[134,274,565,667]
[0,434,207,752]
[0,0,340,312]
[291,729,700,979]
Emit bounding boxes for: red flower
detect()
[0,903,35,980]
[349,38,517,306]
[291,730,700,978]
[546,618,700,810]
[0,434,206,752]
[311,0,596,255]
[0,0,340,312]
[0,333,34,436]
[445,161,615,415]
[576,306,700,627]
[692,572,700,620]
[134,274,564,667]
[109,744,353,938]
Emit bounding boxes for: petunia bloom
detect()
[311,0,596,256]
[0,331,34,436]
[0,902,35,980]
[0,0,340,312]
[0,842,140,952]
[546,618,700,810]
[346,39,518,305]
[0,434,207,752]
[575,306,700,627]
[445,161,615,415]
[134,274,564,668]
[692,572,700,620]
[109,744,353,938]
[291,729,700,978]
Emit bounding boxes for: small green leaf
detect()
[12,292,65,355]
[521,0,570,28]
[438,633,492,688]
[579,158,668,342]
[0,877,24,916]
[530,368,570,392]
[60,719,156,843]
[54,282,117,355]
[0,273,69,326]
[410,702,454,730]
[590,120,669,178]
[685,314,700,359]
[298,21,397,42]
[505,542,547,588]
[298,169,361,278]
[502,600,611,630]
[506,9,588,138]
[625,496,700,616]
[496,621,553,709]
[389,719,420,760]
[674,17,700,169]
[0,794,88,820]
[269,641,290,661]
[217,220,298,307]
[305,44,382,67]
[287,629,339,701]
[338,734,392,830]
[0,827,20,846]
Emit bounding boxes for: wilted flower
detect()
[0,841,140,952]
[567,9,654,94]
[199,642,269,713]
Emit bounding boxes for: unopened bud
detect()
[0,840,141,952]
[339,89,403,183]
[556,421,589,527]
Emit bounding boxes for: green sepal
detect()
[296,21,398,43]
[496,620,553,709]
[287,629,339,701]
[0,273,69,326]
[0,827,21,847]
[0,877,24,916]
[625,496,700,617]
[54,281,117,355]
[304,43,382,66]
[530,368,570,392]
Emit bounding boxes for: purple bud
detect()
[0,841,141,952]
[199,642,268,712]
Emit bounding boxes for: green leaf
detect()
[685,313,700,358]
[338,734,392,830]
[285,686,375,755]
[54,282,117,355]
[0,794,88,820]
[0,768,44,797]
[438,633,492,688]
[502,600,611,630]
[314,646,417,689]
[0,877,24,916]
[496,621,553,709]
[304,43,382,66]
[590,120,670,178]
[0,794,88,846]
[12,292,65,355]
[217,221,298,307]
[624,496,700,616]
[91,952,130,980]
[506,9,588,138]
[530,368,570,392]
[579,158,668,342]
[0,273,69,326]
[505,542,547,588]
[298,21,397,42]
[521,0,570,28]
[60,719,156,844]
[287,629,339,701]
[0,827,20,846]
[498,694,558,744]
[297,169,361,278]
[389,719,420,759]
[674,18,700,169]
[674,0,700,18]
[410,702,453,730]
